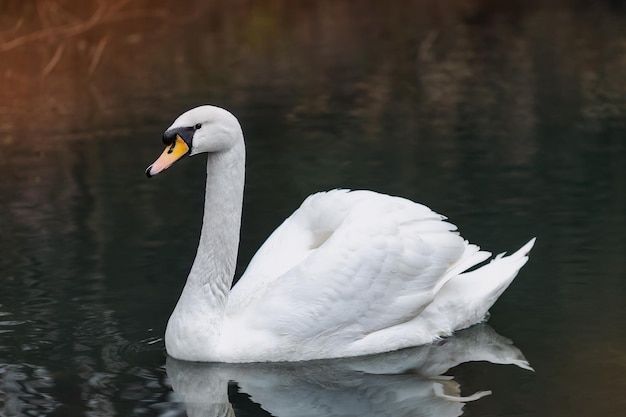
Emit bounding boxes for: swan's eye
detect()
[194,123,202,130]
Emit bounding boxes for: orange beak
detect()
[146,135,190,177]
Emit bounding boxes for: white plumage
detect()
[146,105,535,363]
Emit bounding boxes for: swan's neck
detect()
[165,141,245,361]
[189,142,245,299]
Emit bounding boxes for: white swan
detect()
[146,105,535,363]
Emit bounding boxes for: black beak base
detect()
[163,126,195,147]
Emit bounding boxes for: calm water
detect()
[1,1,625,416]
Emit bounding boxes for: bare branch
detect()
[88,36,109,75]
[41,41,66,76]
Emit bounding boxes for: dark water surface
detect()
[1,1,625,416]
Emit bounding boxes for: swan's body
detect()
[146,105,535,363]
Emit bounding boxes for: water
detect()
[1,1,625,416]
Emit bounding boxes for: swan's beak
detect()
[146,136,190,178]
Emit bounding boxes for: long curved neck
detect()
[189,141,245,297]
[166,140,245,361]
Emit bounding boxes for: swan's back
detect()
[230,190,455,296]
[220,190,529,362]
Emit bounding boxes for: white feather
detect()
[151,105,536,363]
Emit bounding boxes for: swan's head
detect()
[146,105,243,177]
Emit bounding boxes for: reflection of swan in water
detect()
[166,324,532,417]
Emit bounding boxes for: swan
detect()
[146,105,535,363]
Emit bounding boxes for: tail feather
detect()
[434,242,491,293]
[459,237,535,304]
[425,238,536,333]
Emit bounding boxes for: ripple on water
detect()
[0,362,59,416]
[0,307,27,353]
[115,336,166,368]
[1,294,170,415]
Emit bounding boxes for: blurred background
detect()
[0,0,625,416]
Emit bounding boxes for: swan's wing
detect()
[229,190,373,309]
[226,190,488,358]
